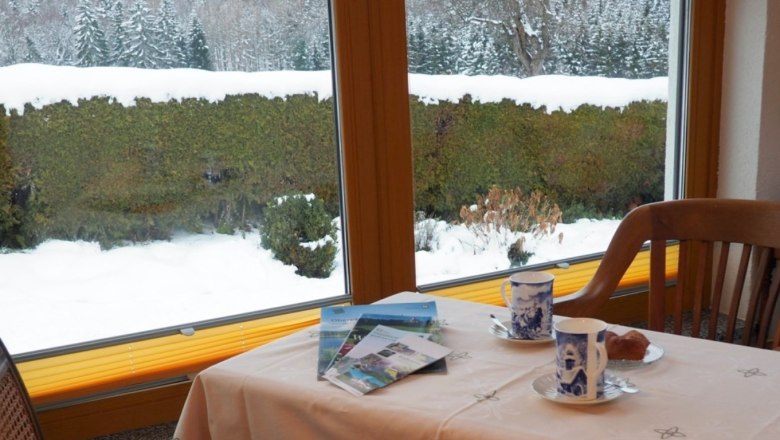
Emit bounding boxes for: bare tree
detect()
[453,0,554,77]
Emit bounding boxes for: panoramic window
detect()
[0,0,344,355]
[406,0,673,286]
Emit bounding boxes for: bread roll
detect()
[605,329,650,361]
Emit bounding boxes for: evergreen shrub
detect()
[260,193,337,278]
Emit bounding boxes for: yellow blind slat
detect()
[427,246,679,305]
[19,309,321,405]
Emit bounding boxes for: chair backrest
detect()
[1,338,44,440]
[555,198,780,349]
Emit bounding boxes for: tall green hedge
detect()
[6,94,339,247]
[411,96,666,220]
[0,105,19,248]
[2,94,666,248]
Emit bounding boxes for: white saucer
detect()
[532,373,623,405]
[489,321,554,344]
[607,343,664,369]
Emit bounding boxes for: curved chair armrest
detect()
[553,204,653,318]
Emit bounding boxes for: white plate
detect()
[532,373,623,405]
[488,320,554,344]
[607,343,664,370]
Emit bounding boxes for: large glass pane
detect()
[407,0,673,286]
[0,0,344,354]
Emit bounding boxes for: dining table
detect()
[173,291,780,439]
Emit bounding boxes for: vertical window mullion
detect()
[330,0,417,304]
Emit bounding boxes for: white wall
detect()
[719,0,780,200]
[756,0,780,200]
[718,0,780,321]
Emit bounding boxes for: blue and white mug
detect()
[554,317,608,400]
[499,271,554,340]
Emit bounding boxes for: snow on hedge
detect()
[0,63,667,115]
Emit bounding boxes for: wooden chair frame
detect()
[555,198,780,349]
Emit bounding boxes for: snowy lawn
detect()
[0,217,620,354]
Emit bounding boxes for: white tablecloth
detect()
[174,292,780,439]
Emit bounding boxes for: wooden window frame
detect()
[340,0,724,305]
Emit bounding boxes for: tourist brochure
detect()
[324,325,452,396]
[325,312,437,372]
[317,301,443,379]
[327,324,421,367]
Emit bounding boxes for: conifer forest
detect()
[0,0,670,78]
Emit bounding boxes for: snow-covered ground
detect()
[0,64,663,354]
[414,217,621,285]
[0,218,620,354]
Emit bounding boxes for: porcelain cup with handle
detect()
[553,317,609,400]
[499,271,554,340]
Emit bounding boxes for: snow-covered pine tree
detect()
[406,18,427,74]
[74,0,109,67]
[187,15,212,70]
[108,1,130,66]
[24,36,43,63]
[633,0,671,78]
[407,19,458,75]
[156,0,187,68]
[309,40,329,70]
[290,38,327,70]
[24,0,43,17]
[429,23,458,74]
[455,24,506,75]
[581,0,669,79]
[96,0,114,16]
[290,39,311,71]
[123,0,164,69]
[548,0,589,76]
[8,0,21,15]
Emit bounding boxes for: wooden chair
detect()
[554,198,780,349]
[1,338,44,440]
